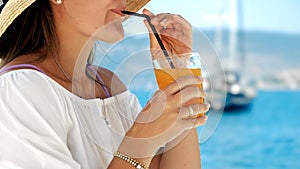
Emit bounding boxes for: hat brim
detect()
[126,0,150,12]
[0,0,36,37]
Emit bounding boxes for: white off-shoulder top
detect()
[0,70,142,169]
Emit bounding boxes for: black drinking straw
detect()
[122,10,175,69]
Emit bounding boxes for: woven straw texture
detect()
[126,0,150,12]
[0,0,36,37]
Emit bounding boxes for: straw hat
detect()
[126,0,150,12]
[0,0,150,37]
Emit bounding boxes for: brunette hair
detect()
[0,0,58,67]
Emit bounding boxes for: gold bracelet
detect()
[114,151,149,169]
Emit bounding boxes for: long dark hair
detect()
[0,0,58,67]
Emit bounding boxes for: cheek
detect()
[64,1,107,29]
[62,0,124,41]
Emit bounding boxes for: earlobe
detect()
[56,0,62,4]
[50,0,62,5]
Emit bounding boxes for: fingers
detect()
[142,8,193,57]
[148,12,191,33]
[143,9,167,31]
[143,8,191,36]
[143,9,172,56]
[154,15,188,31]
[143,19,159,48]
[175,86,206,103]
[181,115,208,130]
[142,8,155,18]
[143,19,168,53]
[192,115,208,128]
[179,103,210,119]
[164,75,203,95]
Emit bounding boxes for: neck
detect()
[53,22,97,82]
[42,33,97,97]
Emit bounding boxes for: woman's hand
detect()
[122,75,209,159]
[143,9,193,60]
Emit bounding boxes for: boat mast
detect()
[228,0,238,71]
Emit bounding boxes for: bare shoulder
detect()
[92,66,127,96]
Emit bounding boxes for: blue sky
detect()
[143,0,300,34]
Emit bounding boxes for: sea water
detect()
[134,90,300,169]
[200,91,300,169]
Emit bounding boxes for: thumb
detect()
[142,8,155,18]
[142,9,160,50]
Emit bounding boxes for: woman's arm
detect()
[147,129,201,169]
[159,129,201,169]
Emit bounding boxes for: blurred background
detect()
[0,0,299,168]
[94,0,300,168]
[95,0,300,168]
[140,0,300,169]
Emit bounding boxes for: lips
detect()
[111,9,126,17]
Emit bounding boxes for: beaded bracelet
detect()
[114,151,149,169]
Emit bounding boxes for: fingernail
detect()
[197,76,203,82]
[160,18,167,25]
[174,14,180,19]
[206,104,211,109]
[204,115,208,120]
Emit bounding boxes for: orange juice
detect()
[154,68,202,90]
[154,68,204,110]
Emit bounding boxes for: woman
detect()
[0,0,209,168]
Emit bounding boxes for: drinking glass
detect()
[153,53,205,118]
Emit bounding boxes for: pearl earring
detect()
[56,0,62,4]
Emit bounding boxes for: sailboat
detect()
[215,0,256,110]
